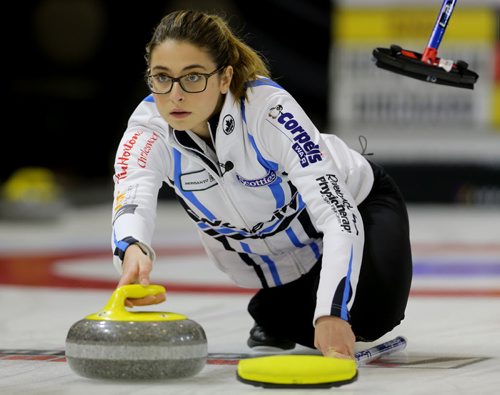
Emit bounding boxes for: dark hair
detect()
[145,10,270,100]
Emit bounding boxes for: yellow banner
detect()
[334,8,496,43]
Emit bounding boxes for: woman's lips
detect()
[170,110,191,119]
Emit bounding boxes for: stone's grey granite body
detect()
[65,319,207,380]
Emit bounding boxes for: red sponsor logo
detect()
[138,132,159,168]
[114,130,143,182]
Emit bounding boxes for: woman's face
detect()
[149,40,233,137]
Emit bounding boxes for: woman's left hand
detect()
[314,316,355,359]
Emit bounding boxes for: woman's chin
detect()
[167,118,192,131]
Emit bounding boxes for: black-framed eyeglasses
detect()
[146,66,225,94]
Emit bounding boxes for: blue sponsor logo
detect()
[275,110,323,167]
[236,169,277,187]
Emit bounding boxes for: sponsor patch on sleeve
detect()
[268,106,323,167]
[316,174,359,235]
[113,185,139,223]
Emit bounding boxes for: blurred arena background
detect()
[1,0,499,217]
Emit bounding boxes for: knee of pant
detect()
[247,296,274,323]
[247,295,262,316]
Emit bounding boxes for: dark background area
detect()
[2,0,330,191]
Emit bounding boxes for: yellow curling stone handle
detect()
[86,284,187,322]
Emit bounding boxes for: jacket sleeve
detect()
[249,90,366,326]
[110,125,169,274]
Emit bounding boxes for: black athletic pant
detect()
[247,161,413,348]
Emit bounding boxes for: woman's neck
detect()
[190,94,225,147]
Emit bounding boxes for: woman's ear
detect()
[220,65,233,94]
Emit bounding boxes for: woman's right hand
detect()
[117,244,166,307]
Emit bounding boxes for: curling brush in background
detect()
[372,0,479,89]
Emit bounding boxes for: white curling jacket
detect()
[111,78,374,325]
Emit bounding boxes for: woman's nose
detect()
[169,81,184,102]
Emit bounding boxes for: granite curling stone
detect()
[65,284,207,380]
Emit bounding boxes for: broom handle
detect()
[355,336,407,364]
[422,0,458,63]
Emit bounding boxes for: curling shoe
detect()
[247,322,296,351]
